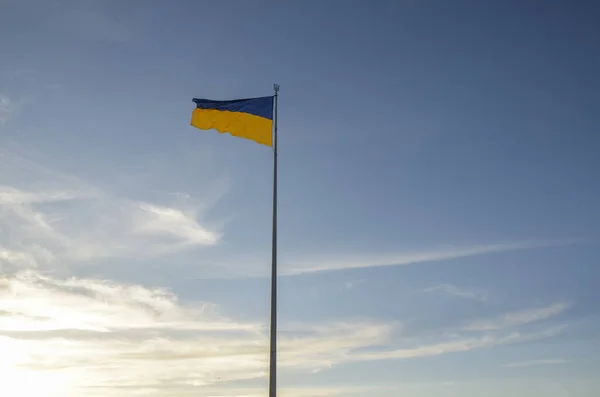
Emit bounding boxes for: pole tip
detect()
[273,84,280,93]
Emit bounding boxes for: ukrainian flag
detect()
[191,96,274,146]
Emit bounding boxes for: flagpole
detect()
[268,83,279,397]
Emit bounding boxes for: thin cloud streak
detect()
[462,302,569,331]
[355,325,567,362]
[504,359,570,368]
[281,240,579,276]
[186,239,584,279]
[0,186,96,205]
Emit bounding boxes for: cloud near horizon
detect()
[0,270,569,397]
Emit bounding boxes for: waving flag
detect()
[190,96,274,146]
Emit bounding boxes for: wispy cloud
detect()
[0,271,257,334]
[0,186,221,268]
[0,186,94,204]
[0,150,221,271]
[134,202,220,248]
[504,359,569,368]
[0,248,40,270]
[424,283,488,301]
[461,302,569,331]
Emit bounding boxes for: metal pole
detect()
[268,83,279,397]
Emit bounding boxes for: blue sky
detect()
[1,0,600,396]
